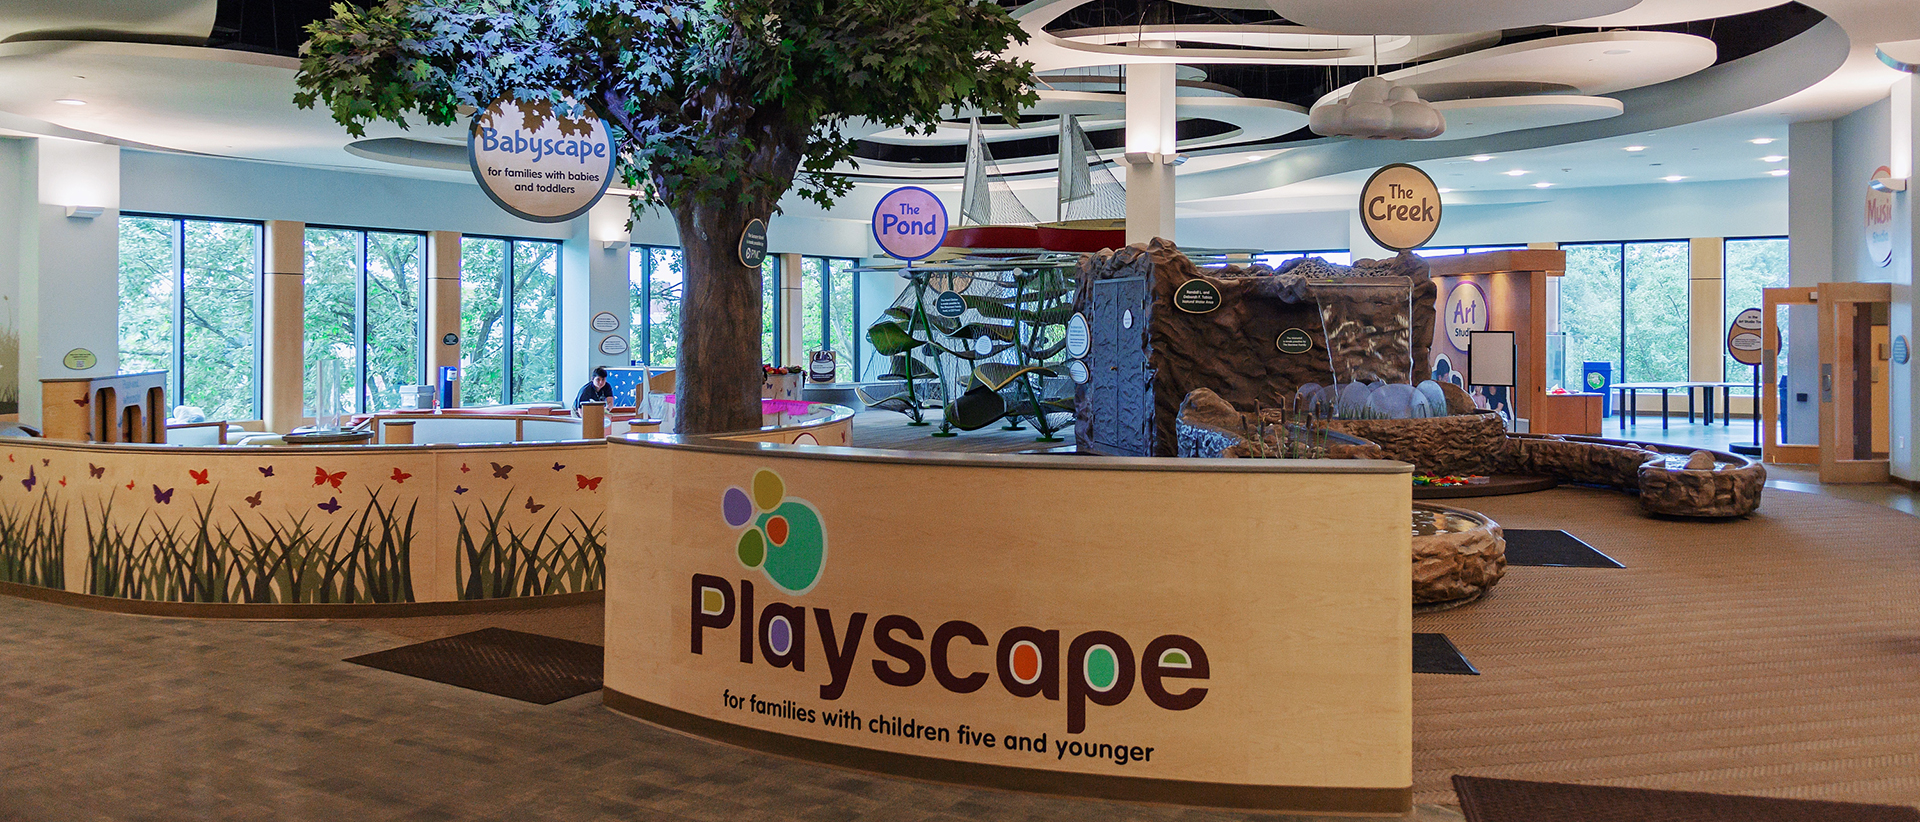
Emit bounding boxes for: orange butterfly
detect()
[390,467,412,484]
[245,491,263,508]
[314,467,346,489]
[125,480,136,490]
[57,477,66,487]
[576,474,603,491]
[188,469,210,485]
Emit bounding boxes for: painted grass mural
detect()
[84,489,416,604]
[0,444,606,605]
[0,491,65,588]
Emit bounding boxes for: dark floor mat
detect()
[1454,775,1920,822]
[1503,529,1625,568]
[346,627,603,704]
[1414,633,1478,675]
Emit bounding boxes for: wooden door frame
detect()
[1762,283,1892,481]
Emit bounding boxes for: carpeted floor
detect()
[1412,486,1920,808]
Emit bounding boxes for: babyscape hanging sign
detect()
[469,97,617,223]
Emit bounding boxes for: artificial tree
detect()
[294,0,1035,433]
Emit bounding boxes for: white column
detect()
[1785,119,1833,446]
[1890,76,1918,478]
[18,138,120,427]
[1124,54,1177,246]
[781,252,805,367]
[562,197,636,399]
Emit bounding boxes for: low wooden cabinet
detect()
[1534,393,1603,436]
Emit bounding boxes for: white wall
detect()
[1820,84,1919,480]
[15,138,123,426]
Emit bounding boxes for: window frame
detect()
[1558,238,1693,384]
[801,255,862,381]
[121,212,266,419]
[303,224,430,413]
[461,234,564,406]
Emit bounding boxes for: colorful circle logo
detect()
[722,469,828,594]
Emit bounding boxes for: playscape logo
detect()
[693,469,1211,734]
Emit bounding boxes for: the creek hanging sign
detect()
[469,97,617,223]
[1357,163,1442,251]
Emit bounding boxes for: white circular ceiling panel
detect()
[0,40,468,174]
[1263,0,1638,35]
[1425,95,1624,140]
[1560,0,1781,27]
[1318,30,1717,106]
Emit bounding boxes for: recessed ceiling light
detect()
[1761,155,1787,163]
[53,98,86,106]
[1662,175,1686,182]
[1604,49,1631,55]
[1532,182,1554,189]
[1750,138,1775,145]
[1470,155,1493,162]
[1624,145,1646,152]
[1768,169,1789,177]
[1246,154,1264,161]
[1504,169,1528,176]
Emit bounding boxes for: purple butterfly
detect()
[551,462,565,471]
[453,485,468,495]
[152,485,174,504]
[317,497,342,514]
[258,465,274,477]
[21,467,35,491]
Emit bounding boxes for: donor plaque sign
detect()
[469,97,617,223]
[1358,163,1442,251]
[872,186,948,261]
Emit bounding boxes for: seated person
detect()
[574,366,614,409]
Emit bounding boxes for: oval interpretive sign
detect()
[599,335,630,356]
[1277,328,1313,354]
[739,218,769,268]
[1895,335,1911,366]
[1726,307,1767,367]
[62,348,97,370]
[1066,359,1089,384]
[872,186,948,261]
[1358,163,1442,251]
[469,97,616,223]
[1173,279,1222,314]
[592,312,621,333]
[1065,313,1090,358]
[934,290,967,318]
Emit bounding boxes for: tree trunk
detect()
[671,200,765,434]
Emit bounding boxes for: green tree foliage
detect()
[459,237,508,404]
[294,0,1036,432]
[1724,238,1789,385]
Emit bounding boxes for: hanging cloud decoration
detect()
[1310,76,1445,140]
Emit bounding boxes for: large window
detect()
[1724,237,1789,384]
[801,256,860,381]
[303,228,426,414]
[1257,250,1352,267]
[118,215,261,420]
[460,237,560,405]
[629,247,782,367]
[1558,241,1689,385]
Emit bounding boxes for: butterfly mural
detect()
[189,469,210,486]
[40,458,50,467]
[245,491,263,508]
[390,467,412,484]
[57,477,66,487]
[125,480,136,491]
[576,475,603,491]
[21,467,34,491]
[453,485,468,495]
[490,462,513,479]
[314,467,346,489]
[258,466,274,477]
[317,497,342,514]
[551,462,566,471]
[524,497,545,515]
[153,485,174,504]
[73,396,89,407]
[88,464,105,478]
[460,463,471,473]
